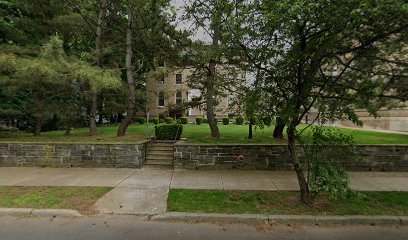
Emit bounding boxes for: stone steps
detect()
[145,142,174,167]
[144,160,173,166]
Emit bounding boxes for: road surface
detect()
[0,215,407,240]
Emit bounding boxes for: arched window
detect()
[176,91,182,105]
[158,92,165,107]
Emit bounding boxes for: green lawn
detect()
[1,123,408,144]
[167,189,408,216]
[0,186,112,215]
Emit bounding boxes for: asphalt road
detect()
[0,216,407,240]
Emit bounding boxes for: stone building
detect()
[139,64,242,121]
[336,108,408,132]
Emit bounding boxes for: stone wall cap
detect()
[0,141,147,145]
[174,143,408,147]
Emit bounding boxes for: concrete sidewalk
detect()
[1,167,408,191]
[1,167,408,215]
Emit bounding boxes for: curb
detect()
[152,212,408,225]
[0,208,81,218]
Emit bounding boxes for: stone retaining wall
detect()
[174,144,408,171]
[0,142,145,168]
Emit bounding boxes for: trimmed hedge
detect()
[223,117,230,125]
[165,117,174,124]
[180,117,188,124]
[236,116,244,125]
[155,124,183,140]
[149,117,159,125]
[196,116,204,125]
[135,117,146,124]
[159,118,165,123]
[203,118,208,123]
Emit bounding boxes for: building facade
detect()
[141,65,238,121]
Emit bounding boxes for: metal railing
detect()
[174,124,181,143]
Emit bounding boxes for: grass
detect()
[167,189,408,216]
[0,186,112,214]
[1,123,408,144]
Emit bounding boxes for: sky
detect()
[171,0,210,42]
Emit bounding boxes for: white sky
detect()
[171,0,210,42]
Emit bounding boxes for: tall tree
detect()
[117,1,135,136]
[229,0,408,204]
[183,0,237,139]
[0,37,70,135]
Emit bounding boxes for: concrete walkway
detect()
[1,167,408,215]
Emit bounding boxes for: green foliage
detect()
[159,118,165,124]
[214,117,218,124]
[155,124,183,140]
[0,36,122,134]
[196,116,204,125]
[149,117,159,125]
[302,127,360,200]
[222,117,229,125]
[235,116,244,125]
[165,117,173,124]
[180,117,188,124]
[135,117,146,124]
[263,116,272,126]
[203,118,208,123]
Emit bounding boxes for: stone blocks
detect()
[0,143,145,168]
[174,144,408,171]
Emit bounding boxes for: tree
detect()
[117,1,135,136]
[116,0,189,136]
[0,36,122,135]
[183,0,237,139]
[0,37,71,135]
[228,0,408,204]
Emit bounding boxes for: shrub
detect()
[165,117,173,124]
[180,116,188,124]
[203,118,208,123]
[214,117,218,124]
[159,118,165,123]
[263,116,272,126]
[149,117,159,125]
[222,117,229,125]
[303,127,359,200]
[236,116,244,125]
[155,124,183,140]
[196,116,204,125]
[135,117,146,124]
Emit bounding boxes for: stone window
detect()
[158,91,165,107]
[176,91,182,105]
[176,74,182,84]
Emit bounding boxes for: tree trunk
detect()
[117,6,135,137]
[287,123,312,205]
[64,123,72,136]
[95,0,107,67]
[248,122,253,139]
[33,115,41,136]
[273,117,285,139]
[89,0,108,136]
[206,82,220,138]
[205,8,222,139]
[89,92,98,136]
